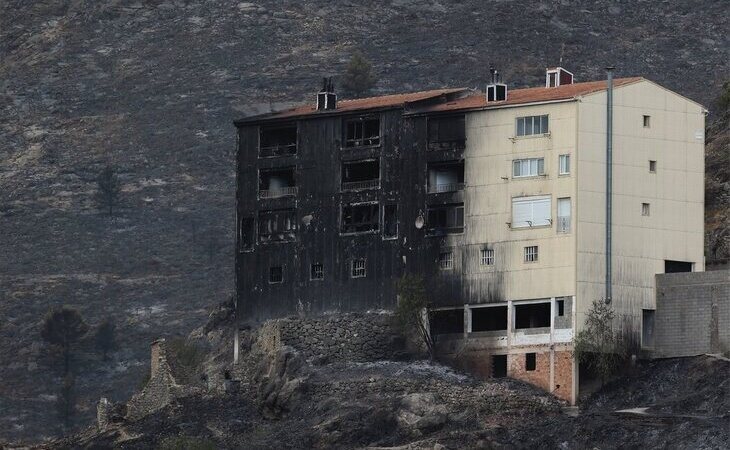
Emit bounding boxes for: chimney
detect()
[316,77,337,111]
[545,67,574,88]
[486,68,507,102]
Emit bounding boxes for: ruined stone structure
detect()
[235,69,706,403]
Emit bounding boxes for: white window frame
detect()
[351,258,366,278]
[438,251,454,270]
[516,115,549,137]
[511,195,552,228]
[480,248,494,266]
[512,158,545,178]
[557,197,571,233]
[558,154,570,175]
[524,246,539,263]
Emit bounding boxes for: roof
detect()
[411,77,644,114]
[235,88,467,124]
[235,78,645,125]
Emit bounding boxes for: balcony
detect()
[259,124,297,158]
[259,186,298,199]
[427,161,464,194]
[428,182,465,194]
[259,143,296,158]
[342,159,380,192]
[342,179,379,191]
[259,168,296,199]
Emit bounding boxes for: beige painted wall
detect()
[575,80,705,334]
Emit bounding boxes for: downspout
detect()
[605,67,614,303]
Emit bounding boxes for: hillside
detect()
[1,0,728,441]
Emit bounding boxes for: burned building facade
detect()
[235,69,706,403]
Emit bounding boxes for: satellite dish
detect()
[414,212,425,230]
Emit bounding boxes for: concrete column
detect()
[234,328,240,364]
[464,304,472,336]
[549,297,555,394]
[571,295,578,405]
[507,300,513,348]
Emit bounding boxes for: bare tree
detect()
[394,275,435,359]
[95,165,121,216]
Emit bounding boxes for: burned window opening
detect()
[258,209,297,243]
[471,306,507,332]
[525,353,536,371]
[429,309,464,336]
[342,160,380,191]
[427,203,464,235]
[383,204,398,239]
[269,266,283,284]
[259,167,296,198]
[438,251,454,270]
[259,124,297,157]
[239,217,255,251]
[310,263,324,280]
[514,303,550,329]
[492,355,507,378]
[341,202,379,234]
[351,258,366,278]
[345,117,380,147]
[427,161,465,193]
[428,115,466,149]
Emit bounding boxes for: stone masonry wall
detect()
[654,270,730,358]
[255,312,405,362]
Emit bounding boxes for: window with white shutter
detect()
[511,196,552,228]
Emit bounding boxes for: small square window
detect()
[310,263,324,280]
[557,299,565,317]
[480,248,494,266]
[525,353,536,371]
[351,259,366,278]
[643,115,651,128]
[642,203,650,216]
[269,266,283,284]
[438,251,454,270]
[524,246,539,263]
[649,160,657,173]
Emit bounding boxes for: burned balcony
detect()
[344,117,380,148]
[427,115,466,151]
[341,202,379,234]
[259,167,297,199]
[258,208,297,243]
[427,161,464,193]
[427,203,464,235]
[341,159,380,191]
[259,124,297,157]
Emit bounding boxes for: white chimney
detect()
[545,67,574,88]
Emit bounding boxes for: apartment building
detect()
[234,69,705,402]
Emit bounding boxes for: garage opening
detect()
[514,302,550,329]
[429,309,464,337]
[492,355,507,378]
[471,306,508,332]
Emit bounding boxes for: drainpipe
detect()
[605,67,614,304]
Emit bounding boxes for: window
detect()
[258,209,297,243]
[525,353,536,371]
[427,203,464,234]
[642,309,655,348]
[472,306,507,332]
[438,251,454,270]
[310,263,324,280]
[516,115,549,137]
[512,158,545,178]
[383,204,398,239]
[429,309,464,336]
[269,266,283,283]
[559,154,570,175]
[515,303,550,329]
[345,117,380,147]
[524,246,539,262]
[428,115,466,147]
[649,160,657,173]
[642,202,650,216]
[643,115,651,128]
[665,260,693,273]
[259,124,297,157]
[342,159,380,190]
[341,203,379,233]
[511,196,551,228]
[259,167,296,198]
[351,259,366,278]
[480,248,494,266]
[557,299,565,317]
[428,161,465,193]
[239,217,255,251]
[557,197,571,233]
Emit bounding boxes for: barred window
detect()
[480,248,494,266]
[438,252,454,270]
[524,246,539,263]
[351,259,366,278]
[310,263,324,280]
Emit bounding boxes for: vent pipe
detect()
[605,66,614,304]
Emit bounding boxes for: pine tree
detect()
[41,306,89,375]
[95,165,121,216]
[56,374,77,431]
[342,51,376,98]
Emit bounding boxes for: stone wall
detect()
[653,270,730,358]
[254,312,405,363]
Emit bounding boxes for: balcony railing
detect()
[342,179,379,191]
[259,186,298,199]
[427,139,466,151]
[428,182,465,194]
[557,215,571,233]
[259,144,296,158]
